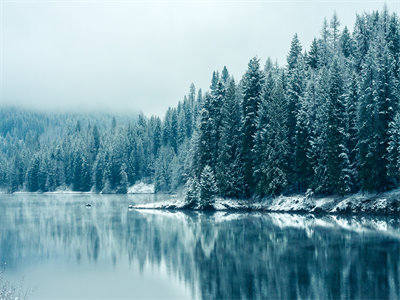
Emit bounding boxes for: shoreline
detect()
[134,188,400,216]
[4,188,400,216]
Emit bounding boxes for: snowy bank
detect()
[134,188,400,215]
[127,182,155,194]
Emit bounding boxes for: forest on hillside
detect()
[1,8,400,203]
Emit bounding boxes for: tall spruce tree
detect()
[216,78,245,198]
[199,165,218,210]
[254,70,289,196]
[325,56,352,195]
[241,57,265,196]
[286,34,306,190]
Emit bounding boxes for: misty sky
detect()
[1,0,400,116]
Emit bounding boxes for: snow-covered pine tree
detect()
[199,165,218,210]
[26,155,40,192]
[387,113,400,185]
[193,92,214,178]
[152,117,162,157]
[352,14,370,73]
[373,28,399,190]
[386,13,400,79]
[154,146,174,192]
[176,103,186,146]
[308,66,330,193]
[307,38,320,70]
[37,157,48,192]
[325,56,352,195]
[358,23,399,191]
[81,154,92,192]
[294,86,313,192]
[330,12,341,50]
[92,153,105,192]
[340,26,354,59]
[254,70,289,196]
[184,177,199,208]
[357,38,379,191]
[319,18,332,67]
[286,34,306,190]
[241,57,265,196]
[8,158,20,193]
[221,66,229,84]
[209,79,225,173]
[216,78,245,198]
[343,70,359,190]
[116,163,128,194]
[72,153,83,191]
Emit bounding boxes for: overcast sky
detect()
[1,0,400,116]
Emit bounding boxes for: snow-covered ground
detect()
[127,182,155,194]
[134,188,400,215]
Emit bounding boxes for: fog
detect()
[1,0,399,116]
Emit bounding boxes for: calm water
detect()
[1,194,400,299]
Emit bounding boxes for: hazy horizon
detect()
[1,0,400,117]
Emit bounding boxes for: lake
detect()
[1,194,400,299]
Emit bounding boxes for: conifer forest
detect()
[2,8,400,202]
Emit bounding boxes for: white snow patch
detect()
[134,198,185,209]
[128,182,155,194]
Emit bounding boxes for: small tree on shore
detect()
[199,165,218,210]
[184,177,199,208]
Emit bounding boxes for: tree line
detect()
[1,8,400,202]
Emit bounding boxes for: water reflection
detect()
[1,194,400,299]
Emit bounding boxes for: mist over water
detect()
[1,194,400,299]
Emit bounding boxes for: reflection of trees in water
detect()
[1,198,400,299]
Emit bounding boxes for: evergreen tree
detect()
[216,78,245,198]
[80,154,92,192]
[330,12,341,50]
[286,34,306,189]
[343,70,359,189]
[307,38,320,70]
[221,66,229,84]
[340,26,354,58]
[241,57,265,196]
[358,30,399,191]
[387,113,400,184]
[72,153,83,191]
[325,57,351,195]
[93,153,105,192]
[193,93,213,178]
[309,67,330,193]
[116,163,128,194]
[154,147,174,192]
[184,177,199,208]
[26,156,40,192]
[254,71,289,195]
[294,86,312,192]
[209,79,225,171]
[91,125,101,153]
[199,165,218,210]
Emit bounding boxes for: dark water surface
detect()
[1,194,400,299]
